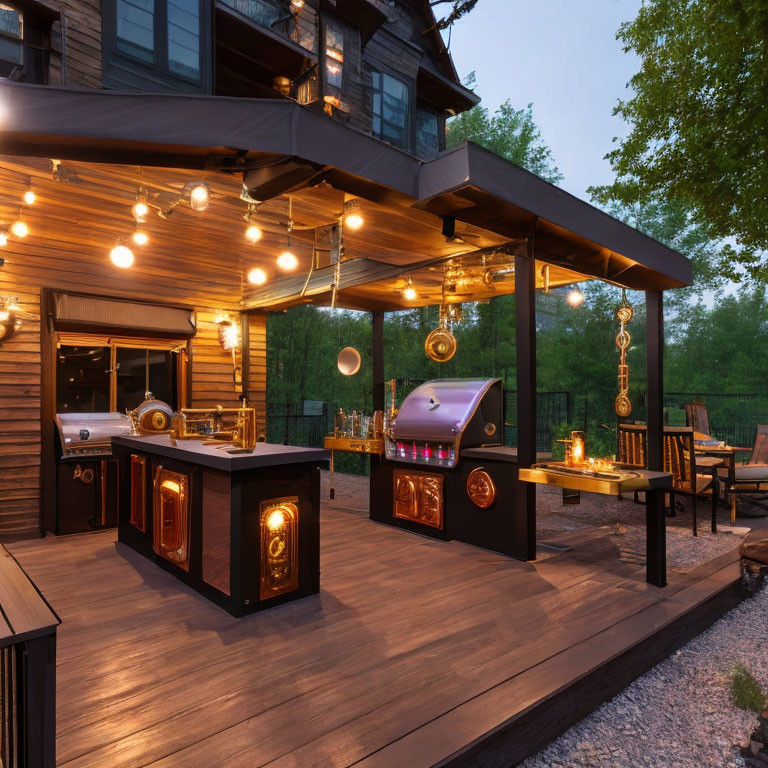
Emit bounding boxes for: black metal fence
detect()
[503,391,570,453]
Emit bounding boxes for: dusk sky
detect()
[447,0,643,201]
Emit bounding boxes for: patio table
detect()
[693,440,752,525]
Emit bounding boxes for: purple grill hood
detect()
[391,379,500,442]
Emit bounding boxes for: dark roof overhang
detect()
[321,0,388,46]
[0,81,692,291]
[417,66,479,114]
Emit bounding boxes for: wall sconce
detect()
[216,314,243,393]
[0,296,21,341]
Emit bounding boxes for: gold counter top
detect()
[519,463,671,496]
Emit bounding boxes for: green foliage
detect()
[447,99,563,184]
[731,664,766,714]
[603,0,768,281]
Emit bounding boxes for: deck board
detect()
[7,495,743,768]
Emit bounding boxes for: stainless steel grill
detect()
[55,412,131,458]
[385,378,503,468]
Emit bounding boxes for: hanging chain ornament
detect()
[614,289,634,418]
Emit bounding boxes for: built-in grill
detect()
[54,412,131,534]
[385,378,503,468]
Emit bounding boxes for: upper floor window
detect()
[371,70,409,151]
[0,4,22,76]
[323,21,344,109]
[416,106,440,158]
[114,0,201,82]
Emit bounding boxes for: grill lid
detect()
[55,412,131,453]
[391,378,500,442]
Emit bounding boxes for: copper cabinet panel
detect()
[152,466,190,571]
[259,497,299,601]
[393,470,444,529]
[130,454,146,532]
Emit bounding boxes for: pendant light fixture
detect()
[343,198,364,230]
[132,186,149,222]
[403,276,417,301]
[132,226,149,247]
[244,203,262,243]
[277,197,298,272]
[182,180,211,211]
[110,239,134,268]
[22,181,35,205]
[247,267,268,285]
[10,210,28,238]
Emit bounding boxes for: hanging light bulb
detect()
[110,243,134,269]
[567,288,585,307]
[247,267,268,285]
[182,180,211,211]
[0,232,7,247]
[245,224,262,243]
[343,198,364,230]
[23,183,36,205]
[132,187,149,222]
[277,250,298,271]
[132,228,149,246]
[10,215,28,238]
[403,276,417,301]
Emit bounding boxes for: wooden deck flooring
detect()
[7,493,745,767]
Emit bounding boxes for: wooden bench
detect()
[0,544,60,767]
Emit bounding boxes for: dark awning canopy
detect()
[0,81,692,293]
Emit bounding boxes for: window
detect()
[112,0,202,83]
[117,0,155,63]
[416,107,441,158]
[371,71,410,151]
[0,4,22,76]
[56,337,184,414]
[324,21,344,109]
[167,0,200,79]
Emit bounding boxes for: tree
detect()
[428,0,480,31]
[447,96,563,184]
[603,0,768,281]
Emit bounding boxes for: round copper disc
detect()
[467,468,496,509]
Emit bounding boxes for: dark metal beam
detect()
[645,290,667,587]
[514,223,538,561]
[372,310,385,412]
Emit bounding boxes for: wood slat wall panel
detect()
[247,313,267,437]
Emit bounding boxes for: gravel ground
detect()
[519,584,768,768]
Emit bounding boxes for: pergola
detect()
[0,81,691,584]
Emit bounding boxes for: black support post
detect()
[514,232,537,561]
[645,290,667,587]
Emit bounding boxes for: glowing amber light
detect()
[132,230,149,246]
[132,201,149,221]
[10,220,28,238]
[245,224,262,243]
[110,244,134,268]
[567,289,585,307]
[403,287,417,301]
[185,182,210,211]
[23,190,35,205]
[277,250,298,271]
[247,267,267,285]
[161,479,181,494]
[345,212,364,230]
[572,437,584,463]
[267,508,286,531]
[0,232,7,247]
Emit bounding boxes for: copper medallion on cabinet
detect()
[259,497,300,601]
[153,466,190,571]
[466,468,496,509]
[393,470,444,529]
[130,454,147,532]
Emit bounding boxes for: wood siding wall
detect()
[0,158,269,540]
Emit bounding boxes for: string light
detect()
[277,250,298,271]
[343,198,364,230]
[245,224,262,243]
[23,183,35,205]
[132,187,149,222]
[110,243,134,269]
[182,181,211,211]
[567,288,585,307]
[247,267,268,285]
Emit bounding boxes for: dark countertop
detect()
[113,435,329,472]
[461,446,553,464]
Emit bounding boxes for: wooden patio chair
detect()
[664,426,718,535]
[618,424,719,534]
[685,401,714,440]
[717,424,768,509]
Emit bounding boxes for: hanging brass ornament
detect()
[614,289,634,418]
[425,303,459,363]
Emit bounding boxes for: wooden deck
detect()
[7,489,745,767]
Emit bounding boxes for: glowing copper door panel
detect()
[152,466,190,571]
[259,497,299,601]
[393,470,444,529]
[130,454,147,532]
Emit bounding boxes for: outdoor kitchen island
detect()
[113,435,328,617]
